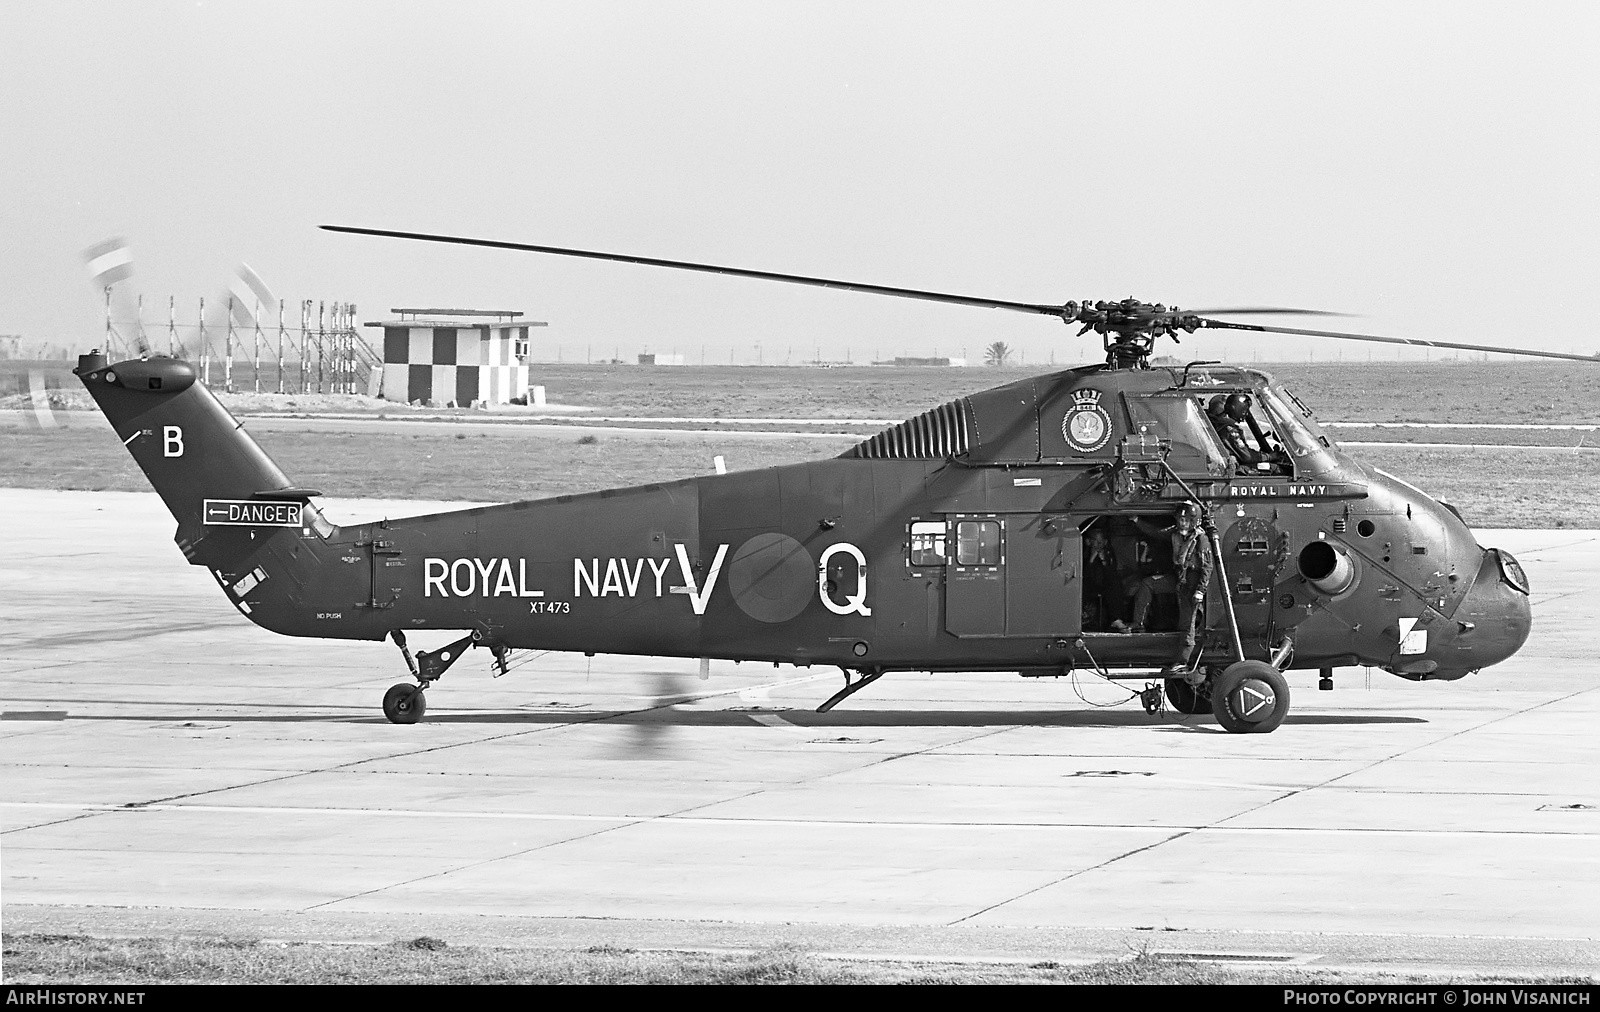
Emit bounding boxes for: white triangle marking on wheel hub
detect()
[1238,683,1273,718]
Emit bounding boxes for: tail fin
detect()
[75,352,326,565]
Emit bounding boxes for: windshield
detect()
[1260,386,1337,475]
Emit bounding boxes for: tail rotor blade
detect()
[81,236,146,356]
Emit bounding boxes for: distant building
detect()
[874,356,964,367]
[363,309,547,405]
[638,353,685,366]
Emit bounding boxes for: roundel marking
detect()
[727,533,814,623]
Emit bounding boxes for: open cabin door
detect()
[942,514,1082,638]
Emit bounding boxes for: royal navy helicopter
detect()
[75,226,1578,732]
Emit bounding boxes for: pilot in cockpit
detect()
[1207,393,1290,476]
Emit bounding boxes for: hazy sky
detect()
[3,1,1597,364]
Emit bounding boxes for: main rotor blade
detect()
[320,225,1070,318]
[1189,307,1351,317]
[1199,319,1600,363]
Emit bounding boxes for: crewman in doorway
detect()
[1128,503,1213,673]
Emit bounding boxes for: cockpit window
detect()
[1275,384,1337,446]
[1493,548,1529,595]
[1123,394,1231,475]
[1259,387,1337,474]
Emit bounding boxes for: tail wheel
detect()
[1211,661,1290,733]
[1163,677,1211,715]
[383,683,426,724]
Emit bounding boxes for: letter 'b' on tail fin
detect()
[75,352,321,564]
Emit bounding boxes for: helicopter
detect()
[74,226,1582,733]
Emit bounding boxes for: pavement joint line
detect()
[290,675,836,910]
[948,830,1194,925]
[342,695,1140,908]
[1324,422,1600,431]
[938,692,1359,922]
[6,807,1580,839]
[1531,592,1587,606]
[301,673,1007,909]
[298,815,659,912]
[1340,442,1599,451]
[954,682,1600,921]
[817,691,1132,785]
[19,714,596,818]
[16,800,1590,836]
[0,672,829,717]
[301,785,794,913]
[1519,534,1600,554]
[6,671,840,822]
[1199,683,1600,840]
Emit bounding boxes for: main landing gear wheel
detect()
[383,683,427,724]
[1164,677,1210,715]
[1211,660,1290,734]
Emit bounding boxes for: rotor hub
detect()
[1060,299,1206,368]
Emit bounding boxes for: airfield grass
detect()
[0,424,856,503]
[6,934,1592,986]
[10,359,1600,423]
[518,359,1600,424]
[4,360,1599,526]
[0,935,1207,985]
[2,422,1595,528]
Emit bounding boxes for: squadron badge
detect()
[1062,388,1112,452]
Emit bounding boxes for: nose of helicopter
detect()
[1448,547,1533,673]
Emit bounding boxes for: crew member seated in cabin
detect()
[1126,505,1214,673]
[1108,516,1171,632]
[1082,528,1123,631]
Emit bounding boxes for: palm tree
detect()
[984,341,1012,367]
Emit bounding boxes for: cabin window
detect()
[909,521,947,567]
[955,520,1002,566]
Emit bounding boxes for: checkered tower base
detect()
[378,326,530,405]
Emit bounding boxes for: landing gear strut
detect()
[817,667,885,713]
[383,629,481,724]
